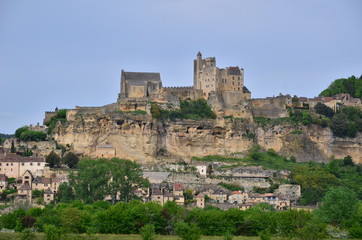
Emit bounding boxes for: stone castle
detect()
[114,52,253,119]
[43,52,362,163]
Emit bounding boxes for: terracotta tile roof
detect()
[231,191,242,195]
[195,193,204,198]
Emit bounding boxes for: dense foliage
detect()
[19,130,47,142]
[319,75,362,100]
[44,109,67,134]
[151,99,216,120]
[59,158,149,204]
[1,198,361,238]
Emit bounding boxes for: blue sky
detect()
[0,0,361,134]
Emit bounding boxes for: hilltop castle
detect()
[115,52,252,118]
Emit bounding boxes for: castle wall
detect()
[250,97,290,119]
[164,87,203,101]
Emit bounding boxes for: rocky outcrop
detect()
[54,111,362,163]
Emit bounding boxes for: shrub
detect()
[44,224,64,240]
[140,224,156,240]
[175,222,201,240]
[20,228,36,240]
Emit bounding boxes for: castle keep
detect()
[194,52,251,100]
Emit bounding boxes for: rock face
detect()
[54,111,362,163]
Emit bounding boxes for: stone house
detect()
[195,193,205,209]
[228,191,248,204]
[33,176,52,191]
[44,187,55,204]
[275,196,291,210]
[203,187,230,203]
[173,183,185,205]
[0,153,46,178]
[238,202,255,211]
[194,163,207,176]
[260,193,278,206]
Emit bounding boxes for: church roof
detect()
[122,71,161,82]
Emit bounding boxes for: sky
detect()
[0,0,361,134]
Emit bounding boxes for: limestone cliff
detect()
[54,111,362,163]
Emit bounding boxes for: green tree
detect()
[315,186,359,226]
[292,165,339,205]
[343,155,354,166]
[330,113,349,137]
[314,102,334,118]
[320,75,362,100]
[15,126,29,138]
[20,131,47,141]
[46,151,61,168]
[11,140,16,153]
[67,158,149,204]
[62,152,79,168]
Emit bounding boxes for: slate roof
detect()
[45,187,54,195]
[227,67,241,75]
[122,71,161,82]
[19,183,31,190]
[243,86,251,93]
[0,153,45,163]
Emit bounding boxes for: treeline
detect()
[151,99,216,120]
[320,75,362,100]
[1,189,361,239]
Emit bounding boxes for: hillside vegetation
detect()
[319,75,362,100]
[194,146,362,205]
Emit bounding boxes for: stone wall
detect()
[164,87,203,101]
[250,96,291,119]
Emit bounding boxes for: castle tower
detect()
[194,51,203,89]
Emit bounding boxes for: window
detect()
[11,163,13,166]
[38,163,40,166]
[22,163,24,166]
[6,163,8,166]
[238,76,240,80]
[232,76,234,80]
[232,82,234,85]
[30,163,33,166]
